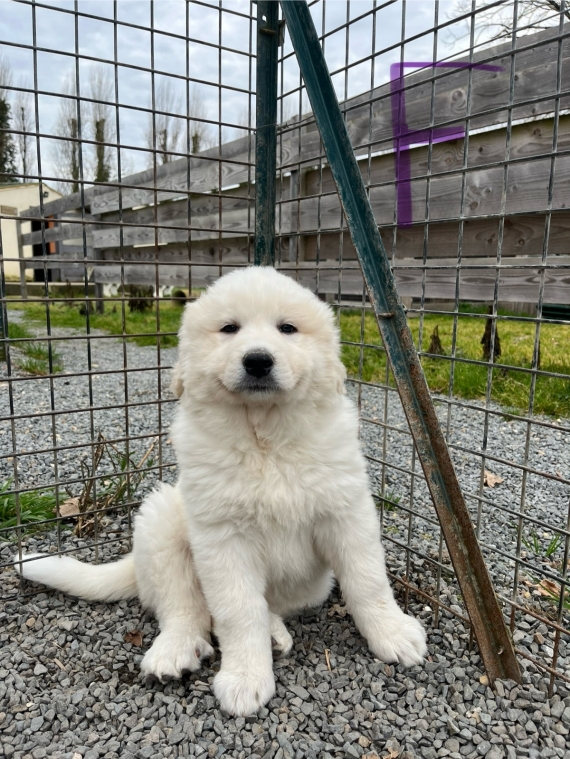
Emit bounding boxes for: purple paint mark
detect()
[390,62,503,226]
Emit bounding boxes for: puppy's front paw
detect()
[214,667,275,716]
[368,610,427,667]
[141,630,213,683]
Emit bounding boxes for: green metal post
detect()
[0,305,5,363]
[255,1,279,266]
[280,0,520,684]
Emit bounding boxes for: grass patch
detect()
[9,298,186,349]
[8,298,569,417]
[340,309,570,418]
[7,322,64,375]
[375,489,402,512]
[0,479,58,538]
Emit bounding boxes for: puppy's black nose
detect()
[243,352,274,378]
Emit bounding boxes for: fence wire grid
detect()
[1,0,569,694]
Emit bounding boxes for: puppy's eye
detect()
[220,324,239,334]
[279,324,297,334]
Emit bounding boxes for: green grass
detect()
[340,309,570,418]
[375,489,402,512]
[7,322,64,375]
[522,528,563,560]
[0,479,58,538]
[7,298,570,417]
[9,299,184,349]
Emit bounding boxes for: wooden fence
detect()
[19,24,570,306]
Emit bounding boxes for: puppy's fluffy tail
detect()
[14,552,138,602]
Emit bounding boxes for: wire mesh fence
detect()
[1,0,569,693]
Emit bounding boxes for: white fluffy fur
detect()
[15,266,427,716]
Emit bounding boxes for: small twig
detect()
[324,648,332,671]
[135,438,157,471]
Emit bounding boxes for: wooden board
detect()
[303,213,570,260]
[90,254,570,304]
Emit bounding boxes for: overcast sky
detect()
[0,0,560,186]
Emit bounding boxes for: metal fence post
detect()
[280,0,521,684]
[255,0,279,267]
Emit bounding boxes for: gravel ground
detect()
[2,313,570,759]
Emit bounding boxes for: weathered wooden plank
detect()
[391,256,570,304]
[304,116,570,197]
[22,258,73,270]
[95,193,253,227]
[89,253,570,304]
[303,212,570,260]
[57,245,95,256]
[93,263,237,288]
[24,190,93,220]
[21,223,94,246]
[93,212,253,249]
[293,149,570,231]
[98,243,251,266]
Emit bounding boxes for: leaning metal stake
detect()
[280,0,521,684]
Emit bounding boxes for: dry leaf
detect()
[124,630,143,646]
[59,497,82,518]
[327,603,348,618]
[537,579,561,598]
[484,470,504,488]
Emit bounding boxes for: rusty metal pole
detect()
[255,1,279,267]
[280,0,520,684]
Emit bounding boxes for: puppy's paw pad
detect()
[141,632,213,681]
[213,668,275,716]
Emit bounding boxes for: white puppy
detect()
[15,266,426,717]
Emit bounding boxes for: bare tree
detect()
[52,75,81,194]
[0,54,11,91]
[0,53,18,183]
[447,0,570,46]
[13,81,36,181]
[145,80,211,165]
[145,79,182,165]
[188,86,211,154]
[88,66,115,184]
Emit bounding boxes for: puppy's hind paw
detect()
[141,630,213,683]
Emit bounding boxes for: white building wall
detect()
[0,183,61,281]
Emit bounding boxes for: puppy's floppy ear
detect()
[170,362,184,398]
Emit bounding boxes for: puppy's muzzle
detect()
[243,352,274,379]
